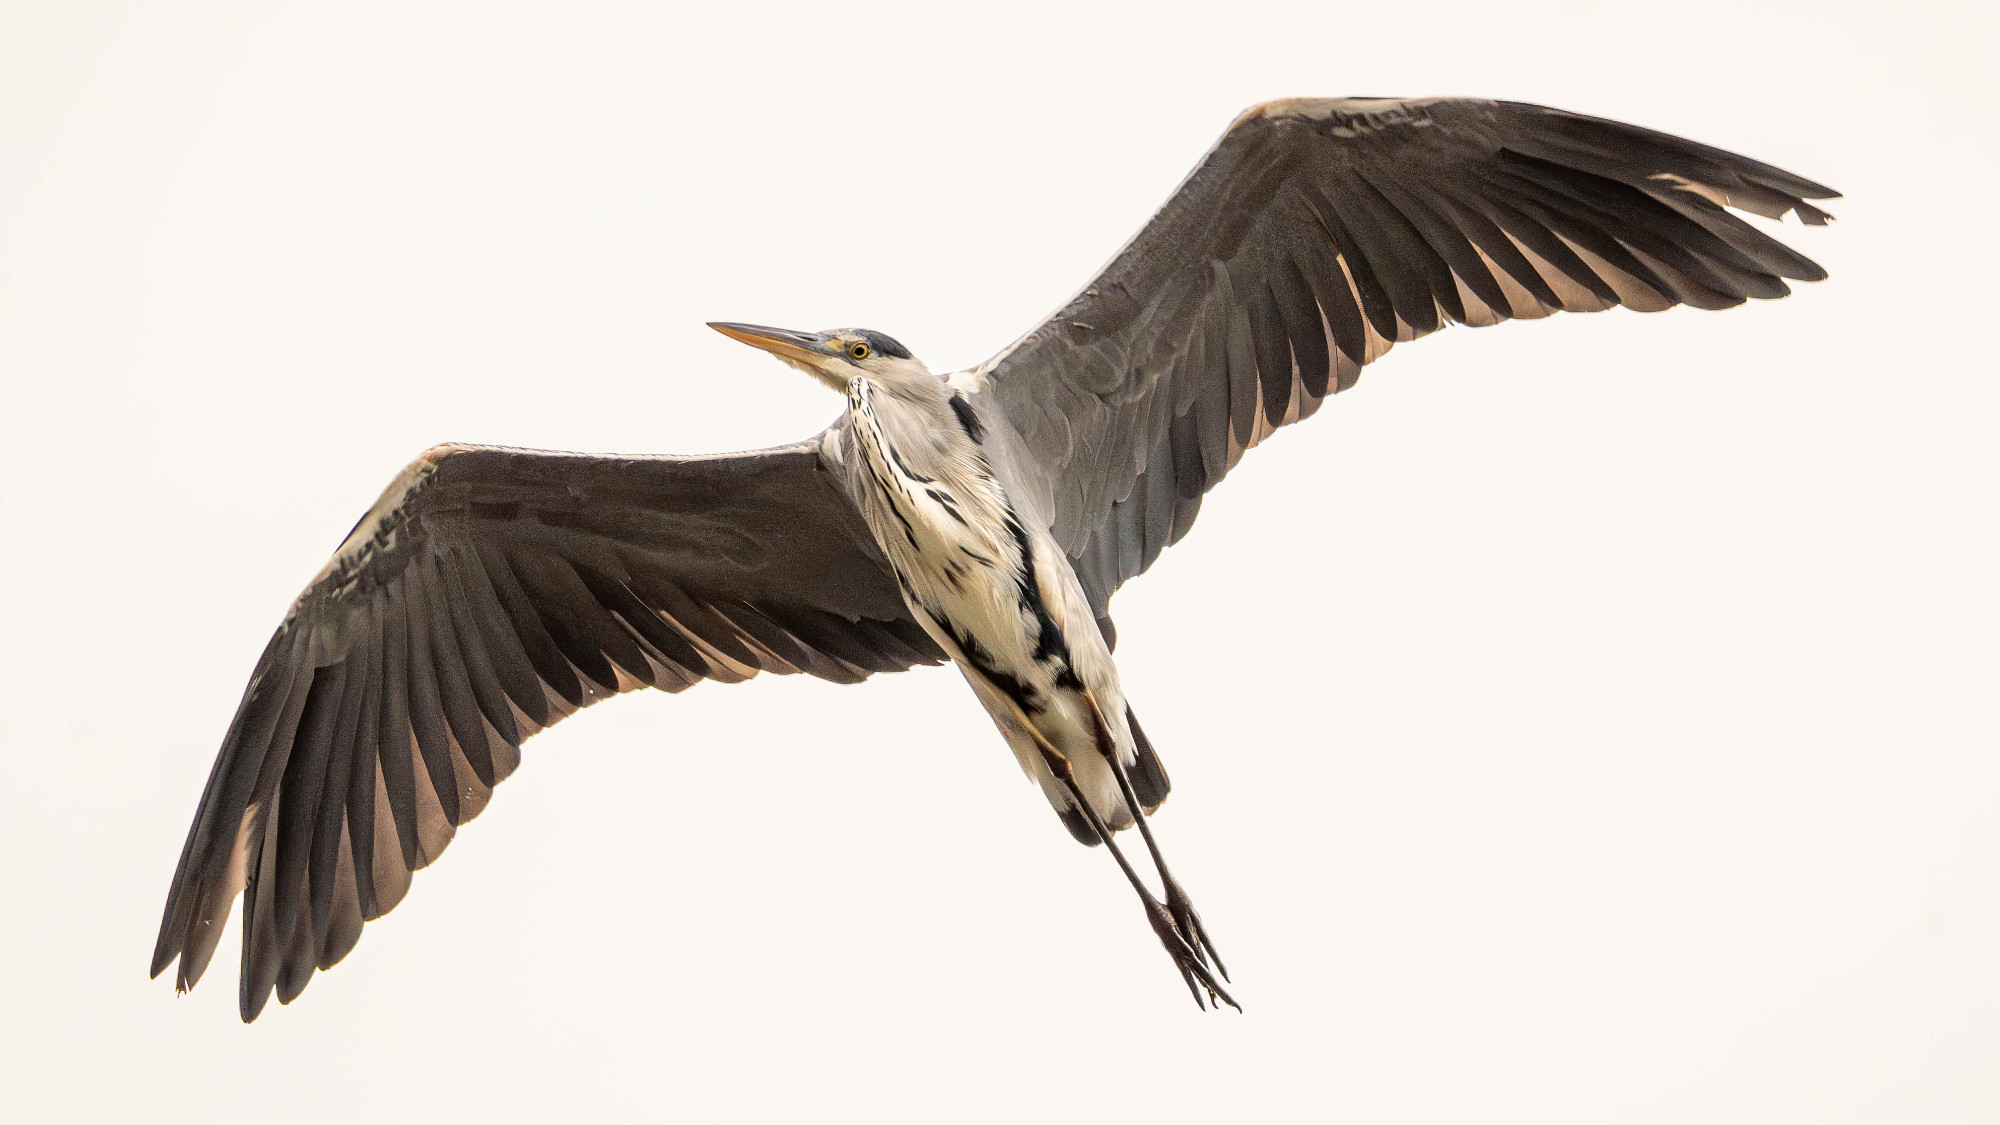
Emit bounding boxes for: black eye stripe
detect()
[853,330,912,359]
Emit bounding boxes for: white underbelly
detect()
[839,379,1133,824]
[883,493,1046,680]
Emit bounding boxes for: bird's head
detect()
[708,322,933,396]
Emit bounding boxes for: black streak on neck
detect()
[949,392,985,444]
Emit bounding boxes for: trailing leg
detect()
[932,633,1237,1010]
[1037,735,1238,1013]
[1080,691,1230,991]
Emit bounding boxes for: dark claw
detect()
[1145,897,1239,1012]
[1162,874,1229,984]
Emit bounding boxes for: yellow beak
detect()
[707,322,836,364]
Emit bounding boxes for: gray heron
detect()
[151,97,1836,1018]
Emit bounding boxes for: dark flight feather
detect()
[972,98,1834,622]
[152,441,945,1020]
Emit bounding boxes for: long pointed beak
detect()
[707,322,835,364]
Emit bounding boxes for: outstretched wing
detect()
[151,438,944,1020]
[967,97,1837,629]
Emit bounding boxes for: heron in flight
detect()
[152,98,1835,1018]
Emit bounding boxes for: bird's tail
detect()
[1124,705,1170,814]
[1054,702,1171,845]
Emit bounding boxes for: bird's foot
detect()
[1162,873,1229,985]
[1144,897,1240,1012]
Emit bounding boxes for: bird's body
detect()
[837,368,1144,839]
[150,96,1839,1019]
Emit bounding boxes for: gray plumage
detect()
[968,98,1833,631]
[153,97,1836,1019]
[151,442,945,1012]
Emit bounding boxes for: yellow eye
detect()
[849,342,870,359]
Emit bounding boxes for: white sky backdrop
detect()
[2,1,1995,1121]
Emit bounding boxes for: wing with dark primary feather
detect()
[968,97,1837,631]
[151,438,944,1021]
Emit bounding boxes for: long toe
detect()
[1163,875,1229,984]
[1145,898,1240,1012]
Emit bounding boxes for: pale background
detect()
[1,1,1994,1121]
